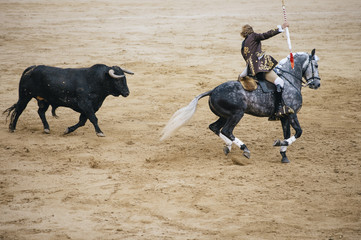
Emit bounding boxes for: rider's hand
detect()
[282,22,289,29]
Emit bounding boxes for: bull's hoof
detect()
[223,146,230,155]
[281,156,290,163]
[243,150,251,159]
[9,129,15,133]
[64,128,70,135]
[96,132,106,137]
[44,129,50,134]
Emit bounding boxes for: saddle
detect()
[238,74,276,93]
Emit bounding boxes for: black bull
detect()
[3,64,133,136]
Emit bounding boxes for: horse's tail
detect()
[160,90,213,141]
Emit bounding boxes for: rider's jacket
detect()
[241,28,281,76]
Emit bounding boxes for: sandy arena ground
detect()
[0,0,360,239]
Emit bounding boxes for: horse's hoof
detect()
[243,150,251,159]
[281,157,290,163]
[96,132,106,137]
[223,146,230,155]
[273,140,281,146]
[274,140,288,147]
[44,129,50,134]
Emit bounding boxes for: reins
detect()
[275,68,302,95]
[274,53,319,92]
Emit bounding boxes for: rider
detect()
[239,23,294,118]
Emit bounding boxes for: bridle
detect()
[302,55,321,87]
[275,53,320,89]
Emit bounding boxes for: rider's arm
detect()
[254,23,290,41]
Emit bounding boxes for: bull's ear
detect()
[311,49,316,57]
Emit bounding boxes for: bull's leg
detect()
[86,113,104,137]
[37,100,50,133]
[51,106,59,118]
[220,112,250,159]
[209,117,232,155]
[77,100,104,137]
[64,113,87,135]
[8,97,32,132]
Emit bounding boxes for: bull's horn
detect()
[108,69,125,79]
[122,69,134,75]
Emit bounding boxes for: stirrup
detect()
[268,115,280,121]
[276,84,282,93]
[275,105,294,117]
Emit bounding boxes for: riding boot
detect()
[268,86,282,121]
[274,85,294,117]
[275,85,295,117]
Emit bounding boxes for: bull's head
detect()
[108,66,134,97]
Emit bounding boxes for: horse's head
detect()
[302,49,321,89]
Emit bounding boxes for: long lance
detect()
[282,0,294,69]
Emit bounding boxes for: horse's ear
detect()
[311,49,316,57]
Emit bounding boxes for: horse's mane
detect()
[278,52,305,65]
[277,52,319,70]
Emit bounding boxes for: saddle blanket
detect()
[238,76,276,93]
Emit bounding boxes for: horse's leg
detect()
[290,114,302,139]
[209,117,226,135]
[220,133,233,155]
[279,116,291,163]
[274,114,302,163]
[220,111,250,158]
[37,100,50,133]
[209,117,232,155]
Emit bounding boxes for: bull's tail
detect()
[3,65,36,129]
[160,90,213,141]
[3,104,17,127]
[21,65,37,78]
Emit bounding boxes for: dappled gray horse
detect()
[161,49,320,163]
